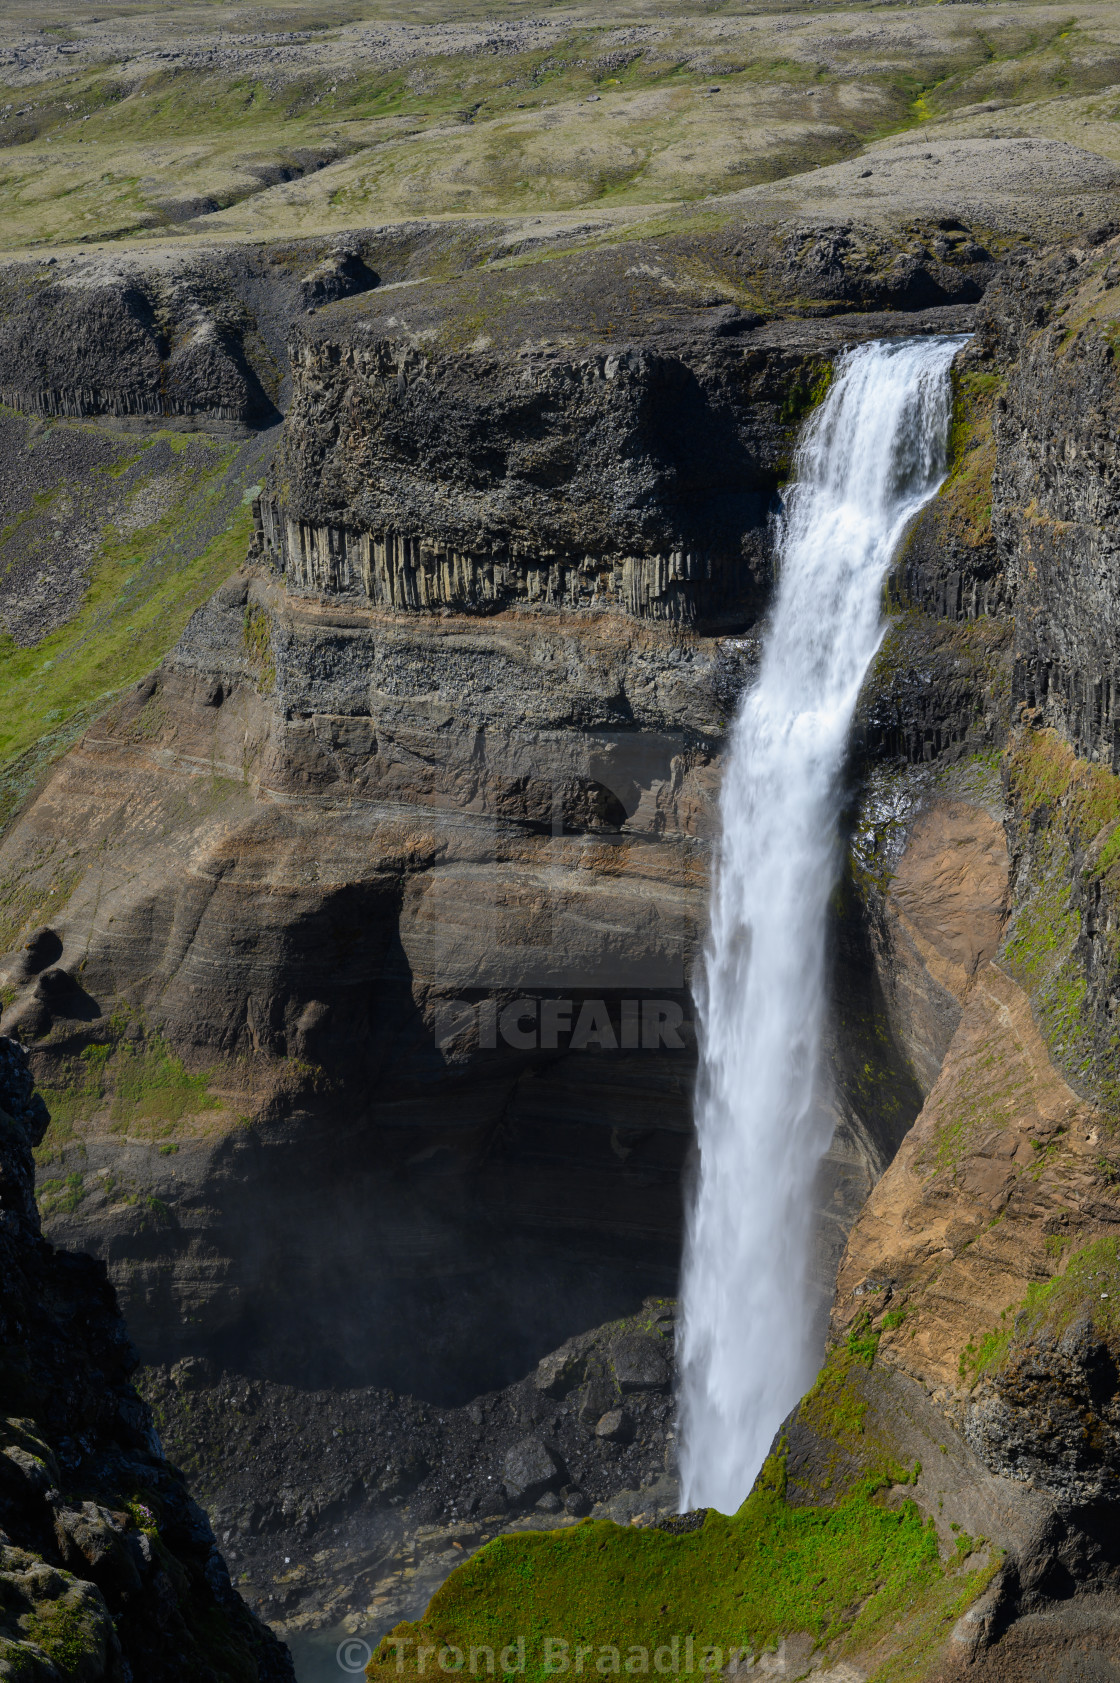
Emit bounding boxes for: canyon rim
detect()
[2,1,1120,1680]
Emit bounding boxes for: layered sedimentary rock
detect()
[0,1033,292,1681]
[1,210,1111,1656]
[0,259,986,1417]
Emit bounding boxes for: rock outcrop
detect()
[260,272,972,628]
[0,279,974,1412]
[3,209,1119,1665]
[0,1032,293,1681]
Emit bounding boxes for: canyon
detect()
[1,0,1120,1677]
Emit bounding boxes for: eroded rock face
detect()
[878,798,1010,1091]
[0,1035,292,1681]
[0,295,962,1402]
[262,301,973,630]
[967,1316,1120,1505]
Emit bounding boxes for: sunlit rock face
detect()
[0,260,978,1405]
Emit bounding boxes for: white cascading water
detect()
[677,334,968,1514]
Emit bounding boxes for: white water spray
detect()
[677,335,967,1514]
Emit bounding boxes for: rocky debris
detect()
[137,1303,679,1634]
[0,1033,292,1681]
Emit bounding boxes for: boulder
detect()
[501,1436,561,1501]
[610,1334,669,1392]
[594,1410,633,1444]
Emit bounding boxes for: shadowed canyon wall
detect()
[0,222,995,1410]
[6,204,1120,1665]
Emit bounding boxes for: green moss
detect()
[0,421,259,836]
[999,729,1120,1103]
[778,359,834,428]
[930,367,1000,548]
[36,1014,222,1153]
[961,1235,1120,1386]
[22,1595,98,1672]
[242,603,276,693]
[37,1170,86,1217]
[845,1312,881,1371]
[372,1445,950,1683]
[799,1347,870,1443]
[109,1034,220,1130]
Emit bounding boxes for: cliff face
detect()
[0,1033,292,1682]
[264,275,970,629]
[0,260,980,1417]
[803,232,1120,1668]
[2,209,1116,1660]
[355,232,1120,1680]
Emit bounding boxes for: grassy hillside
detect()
[1,3,1119,246]
[0,411,267,830]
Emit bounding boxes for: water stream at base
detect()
[677,334,969,1515]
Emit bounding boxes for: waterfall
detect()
[677,334,968,1514]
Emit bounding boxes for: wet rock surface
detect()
[138,1304,679,1635]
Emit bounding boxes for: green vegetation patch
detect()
[1006,728,1120,836]
[35,1012,222,1161]
[960,1234,1120,1384]
[940,369,1000,547]
[373,1451,946,1683]
[0,415,263,836]
[920,20,1120,121]
[1002,729,1120,1104]
[36,1169,87,1217]
[22,1593,101,1672]
[242,602,276,693]
[779,358,834,432]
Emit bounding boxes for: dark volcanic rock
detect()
[262,286,975,631]
[967,1315,1120,1504]
[138,1303,680,1635]
[0,1034,292,1681]
[609,1333,669,1391]
[501,1436,561,1500]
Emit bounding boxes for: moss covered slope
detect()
[370,1338,996,1683]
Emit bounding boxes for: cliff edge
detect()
[0,1032,293,1682]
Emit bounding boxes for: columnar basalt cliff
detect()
[1,196,1120,1667]
[258,243,986,629]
